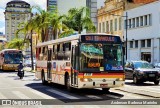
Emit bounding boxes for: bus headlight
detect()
[80,78,92,82]
[116,78,124,81]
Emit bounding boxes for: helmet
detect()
[20,61,23,64]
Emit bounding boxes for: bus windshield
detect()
[80,43,123,72]
[4,52,23,64]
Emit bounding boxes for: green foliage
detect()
[6,38,26,50]
[63,7,96,34]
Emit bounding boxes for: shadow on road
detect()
[25,82,124,104]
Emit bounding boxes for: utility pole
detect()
[30,30,34,71]
[125,12,128,61]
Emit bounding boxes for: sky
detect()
[0,0,46,35]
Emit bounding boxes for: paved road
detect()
[0,71,159,108]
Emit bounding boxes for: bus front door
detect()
[47,49,52,82]
[71,46,78,87]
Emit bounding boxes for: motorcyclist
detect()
[17,61,24,78]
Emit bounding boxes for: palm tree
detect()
[6,38,25,50]
[63,7,96,34]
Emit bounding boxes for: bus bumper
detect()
[2,64,18,71]
[77,79,124,89]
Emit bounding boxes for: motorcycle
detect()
[17,69,24,79]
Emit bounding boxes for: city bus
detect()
[0,49,23,71]
[36,33,125,92]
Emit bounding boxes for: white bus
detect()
[36,33,125,92]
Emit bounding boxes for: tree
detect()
[6,38,25,50]
[63,7,96,34]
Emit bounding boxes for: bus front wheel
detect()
[65,75,73,92]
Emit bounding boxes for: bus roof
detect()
[36,33,121,47]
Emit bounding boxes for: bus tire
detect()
[102,88,110,93]
[42,71,47,85]
[65,74,73,92]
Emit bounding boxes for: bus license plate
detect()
[149,74,155,77]
[100,84,108,88]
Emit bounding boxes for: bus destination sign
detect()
[81,35,121,43]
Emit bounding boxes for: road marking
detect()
[29,89,55,99]
[47,89,79,99]
[105,94,120,99]
[0,93,7,99]
[86,95,102,99]
[12,91,30,99]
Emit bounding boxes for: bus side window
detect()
[52,45,56,60]
[64,42,71,60]
[57,44,64,60]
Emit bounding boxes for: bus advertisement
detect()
[36,33,125,92]
[0,49,23,71]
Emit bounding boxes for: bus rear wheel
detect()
[42,72,47,85]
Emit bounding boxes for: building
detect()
[97,0,124,40]
[47,0,57,12]
[123,1,159,64]
[47,0,98,29]
[4,0,31,41]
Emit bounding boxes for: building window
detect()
[132,18,135,28]
[119,17,121,30]
[136,17,139,27]
[99,23,101,32]
[141,40,145,47]
[144,15,148,26]
[130,41,133,48]
[106,21,109,32]
[140,16,143,26]
[135,40,138,48]
[110,20,113,32]
[114,18,117,31]
[129,19,131,28]
[149,14,152,25]
[103,22,105,33]
[147,39,151,47]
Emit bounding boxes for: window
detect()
[119,17,121,30]
[129,19,131,28]
[130,41,133,48]
[140,16,143,26]
[135,40,138,48]
[64,42,71,60]
[110,20,113,32]
[124,20,127,29]
[102,22,105,32]
[99,23,101,32]
[144,15,148,26]
[141,40,145,47]
[106,21,109,32]
[147,39,151,47]
[132,18,135,28]
[149,14,152,25]
[136,17,139,27]
[114,18,117,31]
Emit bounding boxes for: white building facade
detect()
[124,1,160,64]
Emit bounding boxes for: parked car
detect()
[154,62,160,70]
[125,60,160,85]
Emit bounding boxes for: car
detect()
[24,59,36,67]
[125,60,160,85]
[154,62,160,70]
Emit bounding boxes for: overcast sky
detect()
[0,0,46,34]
